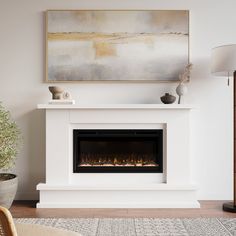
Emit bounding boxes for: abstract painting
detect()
[46,10,189,82]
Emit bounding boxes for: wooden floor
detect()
[10,201,236,218]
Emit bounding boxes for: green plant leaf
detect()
[0,103,22,171]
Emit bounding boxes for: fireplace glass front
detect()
[73,129,163,173]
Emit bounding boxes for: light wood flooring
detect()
[10,201,236,218]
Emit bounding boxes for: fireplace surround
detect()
[37,104,199,208]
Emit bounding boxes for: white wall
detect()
[0,0,235,200]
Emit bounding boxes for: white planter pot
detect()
[0,174,18,209]
[176,83,188,104]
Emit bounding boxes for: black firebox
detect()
[73,129,163,173]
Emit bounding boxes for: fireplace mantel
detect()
[37,103,193,110]
[37,103,199,208]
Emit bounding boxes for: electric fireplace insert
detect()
[73,129,163,173]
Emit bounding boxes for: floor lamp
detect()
[211,44,236,212]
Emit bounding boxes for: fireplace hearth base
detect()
[37,183,199,208]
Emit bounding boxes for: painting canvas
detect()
[46,10,189,82]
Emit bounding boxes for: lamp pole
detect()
[234,71,236,207]
[223,71,236,212]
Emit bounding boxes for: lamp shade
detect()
[211,44,236,76]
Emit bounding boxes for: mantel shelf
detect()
[37,103,194,110]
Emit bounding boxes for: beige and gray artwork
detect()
[47,10,189,81]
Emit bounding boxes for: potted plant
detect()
[0,103,21,208]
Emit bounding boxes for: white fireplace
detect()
[37,104,199,208]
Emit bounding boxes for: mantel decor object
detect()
[176,83,188,104]
[48,86,75,104]
[48,86,64,99]
[160,93,176,104]
[176,63,193,104]
[211,44,236,213]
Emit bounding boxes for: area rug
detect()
[14,218,236,236]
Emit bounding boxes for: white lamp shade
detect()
[211,44,236,76]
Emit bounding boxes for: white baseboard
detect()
[15,191,39,200]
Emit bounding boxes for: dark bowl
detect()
[160,93,176,104]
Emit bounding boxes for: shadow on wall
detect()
[15,109,45,200]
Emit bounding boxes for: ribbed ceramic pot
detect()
[0,174,18,209]
[160,93,176,104]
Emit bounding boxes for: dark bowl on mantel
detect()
[160,93,176,104]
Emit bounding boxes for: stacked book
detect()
[48,100,75,104]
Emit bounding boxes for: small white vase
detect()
[176,83,188,104]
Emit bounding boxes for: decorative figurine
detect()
[176,63,193,104]
[63,91,72,100]
[160,93,176,104]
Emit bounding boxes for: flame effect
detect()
[80,153,158,167]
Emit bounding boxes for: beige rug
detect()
[14,218,236,236]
